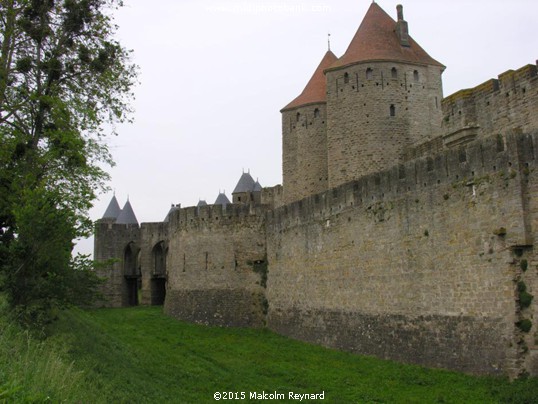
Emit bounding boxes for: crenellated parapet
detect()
[269,131,538,249]
[166,202,271,232]
[442,62,538,147]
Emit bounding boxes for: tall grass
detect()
[0,299,85,402]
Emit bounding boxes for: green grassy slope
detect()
[2,306,537,403]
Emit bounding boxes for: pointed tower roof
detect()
[197,200,208,207]
[116,200,139,225]
[327,3,444,71]
[281,50,338,111]
[233,172,256,194]
[214,192,231,206]
[253,180,262,192]
[102,195,121,220]
[164,204,180,222]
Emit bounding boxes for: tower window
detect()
[314,108,320,118]
[296,112,300,122]
[344,72,349,83]
[390,104,396,117]
[413,70,419,82]
[366,68,373,80]
[391,67,397,78]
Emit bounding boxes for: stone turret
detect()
[281,50,338,204]
[116,200,139,225]
[94,196,141,307]
[102,194,121,221]
[324,3,445,189]
[232,171,261,204]
[214,192,231,207]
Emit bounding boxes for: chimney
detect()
[396,4,410,47]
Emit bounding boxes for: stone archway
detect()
[150,241,167,305]
[124,242,141,306]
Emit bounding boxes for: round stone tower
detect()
[281,50,338,204]
[324,3,445,188]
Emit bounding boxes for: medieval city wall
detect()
[266,132,538,376]
[325,61,443,189]
[164,204,269,327]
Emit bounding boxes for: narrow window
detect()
[413,70,419,82]
[390,104,396,117]
[296,112,300,122]
[391,67,397,78]
[366,68,373,80]
[344,72,349,83]
[314,108,320,118]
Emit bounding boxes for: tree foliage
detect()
[0,0,137,326]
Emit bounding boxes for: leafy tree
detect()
[0,0,137,326]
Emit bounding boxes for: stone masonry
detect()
[94,3,538,377]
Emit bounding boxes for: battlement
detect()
[269,131,537,237]
[442,62,538,147]
[167,202,270,231]
[444,63,537,107]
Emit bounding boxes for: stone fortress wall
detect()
[94,3,538,378]
[266,131,538,376]
[164,204,269,327]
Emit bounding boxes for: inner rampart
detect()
[442,62,538,147]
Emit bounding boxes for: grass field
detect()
[1,305,538,403]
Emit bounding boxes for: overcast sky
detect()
[76,0,538,255]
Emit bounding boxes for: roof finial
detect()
[327,33,331,51]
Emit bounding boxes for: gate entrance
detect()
[151,277,166,305]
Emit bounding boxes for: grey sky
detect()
[76,0,538,255]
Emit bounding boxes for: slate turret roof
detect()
[102,195,121,219]
[233,172,257,194]
[164,204,180,222]
[116,200,139,225]
[281,50,338,111]
[214,192,231,206]
[197,200,208,207]
[326,3,444,71]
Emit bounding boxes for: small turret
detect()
[116,200,139,225]
[102,194,121,221]
[164,204,181,222]
[232,170,261,204]
[214,192,231,207]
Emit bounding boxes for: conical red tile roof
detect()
[327,3,444,71]
[281,50,338,111]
